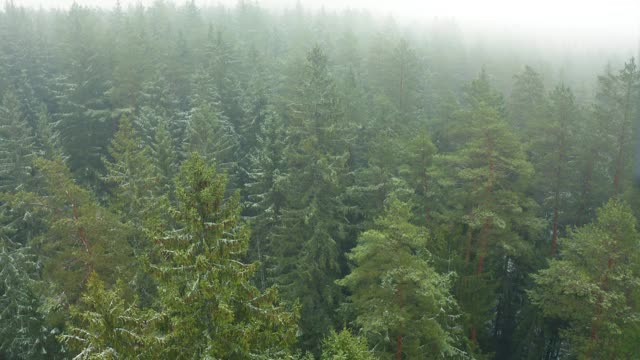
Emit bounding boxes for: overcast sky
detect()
[9,0,640,50]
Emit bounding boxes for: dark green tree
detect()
[275,46,351,351]
[0,91,35,192]
[0,239,59,359]
[103,116,160,227]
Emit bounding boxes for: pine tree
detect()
[339,192,463,359]
[16,157,134,304]
[530,200,640,358]
[133,107,178,192]
[531,85,580,256]
[53,4,115,189]
[150,116,177,193]
[432,71,542,354]
[149,153,298,359]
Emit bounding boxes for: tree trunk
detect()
[551,206,559,257]
[396,285,404,360]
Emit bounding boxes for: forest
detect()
[0,1,639,359]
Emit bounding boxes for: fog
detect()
[12,0,640,52]
[4,0,640,358]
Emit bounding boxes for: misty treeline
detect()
[1,1,639,359]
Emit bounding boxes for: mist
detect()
[12,0,639,93]
[3,1,640,359]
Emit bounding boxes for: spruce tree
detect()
[275,46,351,351]
[0,91,35,192]
[0,239,58,359]
[60,272,161,359]
[103,116,160,228]
[149,153,298,359]
[244,108,287,289]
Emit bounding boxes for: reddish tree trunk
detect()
[66,191,93,283]
[476,218,492,275]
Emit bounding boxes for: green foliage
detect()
[14,157,134,304]
[339,192,464,359]
[1,3,639,359]
[104,116,161,226]
[530,199,640,358]
[0,239,58,359]
[60,272,162,359]
[509,66,548,135]
[431,71,542,356]
[0,91,35,192]
[274,45,353,351]
[245,108,288,289]
[320,328,375,360]
[150,153,298,359]
[185,100,238,169]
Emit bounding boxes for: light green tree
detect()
[339,192,463,359]
[60,272,162,359]
[530,199,640,358]
[149,153,298,359]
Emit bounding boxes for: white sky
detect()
[8,0,640,47]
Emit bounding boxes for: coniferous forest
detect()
[1,1,640,359]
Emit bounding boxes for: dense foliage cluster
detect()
[1,1,639,359]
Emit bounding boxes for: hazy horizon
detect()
[7,0,639,56]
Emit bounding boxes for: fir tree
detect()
[149,153,298,359]
[103,116,160,228]
[0,239,58,359]
[60,272,161,359]
[275,46,351,351]
[0,91,35,192]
